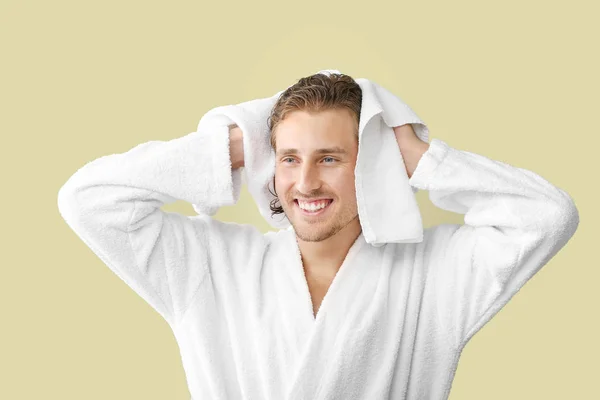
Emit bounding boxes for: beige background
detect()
[2,0,597,398]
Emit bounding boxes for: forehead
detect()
[274,109,357,155]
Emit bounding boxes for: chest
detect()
[176,238,443,400]
[305,273,335,318]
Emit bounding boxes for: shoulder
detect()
[187,215,295,252]
[383,224,462,263]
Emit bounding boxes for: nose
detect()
[296,162,322,195]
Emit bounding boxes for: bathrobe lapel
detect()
[275,228,384,400]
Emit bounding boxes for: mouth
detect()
[294,199,334,217]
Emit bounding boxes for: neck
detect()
[296,218,362,277]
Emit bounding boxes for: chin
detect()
[294,226,337,242]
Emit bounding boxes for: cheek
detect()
[326,172,355,195]
[274,174,293,196]
[338,173,357,199]
[336,168,355,184]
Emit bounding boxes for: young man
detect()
[58,73,579,399]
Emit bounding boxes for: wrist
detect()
[229,125,245,169]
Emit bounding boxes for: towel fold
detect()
[193,69,430,246]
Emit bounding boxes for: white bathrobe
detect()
[57,125,579,400]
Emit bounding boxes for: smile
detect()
[294,199,333,217]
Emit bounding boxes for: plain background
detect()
[2,0,597,398]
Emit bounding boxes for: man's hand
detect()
[392,124,430,179]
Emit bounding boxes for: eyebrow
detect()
[276,146,348,157]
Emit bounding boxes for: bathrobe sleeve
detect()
[408,138,579,348]
[57,125,247,327]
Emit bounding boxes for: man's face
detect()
[274,108,360,242]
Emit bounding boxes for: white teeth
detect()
[298,200,331,211]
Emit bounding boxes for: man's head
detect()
[267,72,363,242]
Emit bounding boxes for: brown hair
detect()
[266,72,363,217]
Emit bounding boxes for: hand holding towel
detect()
[194,69,431,246]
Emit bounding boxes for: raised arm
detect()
[57,125,249,326]
[395,126,580,348]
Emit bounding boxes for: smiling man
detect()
[270,107,363,318]
[275,109,361,269]
[58,72,579,399]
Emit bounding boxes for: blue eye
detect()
[281,157,336,164]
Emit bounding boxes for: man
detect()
[58,72,579,399]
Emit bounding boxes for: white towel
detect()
[194,69,430,246]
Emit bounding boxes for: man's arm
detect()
[229,124,245,169]
[393,125,580,348]
[57,125,251,326]
[393,123,429,178]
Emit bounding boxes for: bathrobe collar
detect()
[274,226,379,400]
